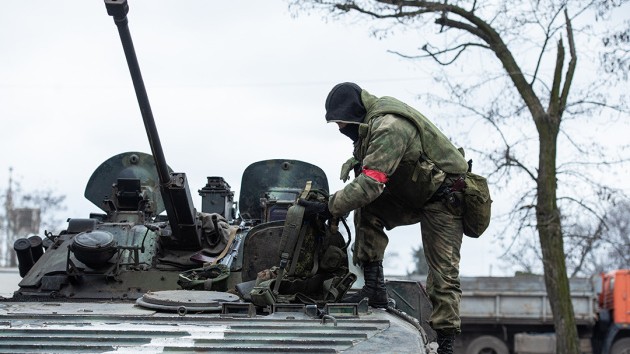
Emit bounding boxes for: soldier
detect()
[299,82,469,354]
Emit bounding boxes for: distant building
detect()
[4,208,40,267]
[2,168,41,267]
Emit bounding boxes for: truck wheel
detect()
[465,335,509,354]
[611,338,630,354]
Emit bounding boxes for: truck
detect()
[450,270,630,354]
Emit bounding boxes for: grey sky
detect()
[1,0,543,276]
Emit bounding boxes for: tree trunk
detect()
[536,114,580,354]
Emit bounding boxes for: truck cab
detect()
[596,269,630,354]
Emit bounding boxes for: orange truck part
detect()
[600,269,630,325]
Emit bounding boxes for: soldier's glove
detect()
[297,199,332,220]
[340,157,360,182]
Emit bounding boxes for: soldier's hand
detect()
[297,199,332,219]
[340,157,359,182]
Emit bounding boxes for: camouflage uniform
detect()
[328,89,468,333]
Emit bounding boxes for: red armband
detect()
[362,167,388,183]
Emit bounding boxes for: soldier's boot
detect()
[436,329,455,354]
[341,261,388,308]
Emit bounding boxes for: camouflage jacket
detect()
[329,90,468,216]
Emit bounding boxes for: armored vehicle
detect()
[0,1,436,353]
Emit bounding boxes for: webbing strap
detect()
[299,181,312,199]
[274,181,312,294]
[204,226,238,267]
[277,205,305,262]
[277,181,312,259]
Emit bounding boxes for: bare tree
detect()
[592,200,630,271]
[288,0,629,352]
[1,171,66,267]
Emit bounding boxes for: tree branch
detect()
[388,42,489,65]
[334,3,432,19]
[559,9,577,116]
[434,17,490,43]
[567,220,604,278]
[531,6,565,87]
[548,37,565,120]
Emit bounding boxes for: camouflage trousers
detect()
[353,188,464,333]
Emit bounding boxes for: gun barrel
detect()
[105,0,200,249]
[104,0,170,184]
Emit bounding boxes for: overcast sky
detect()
[0,0,579,277]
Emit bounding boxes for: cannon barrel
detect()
[105,0,169,184]
[105,0,200,249]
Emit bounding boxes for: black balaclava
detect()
[325,82,366,142]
